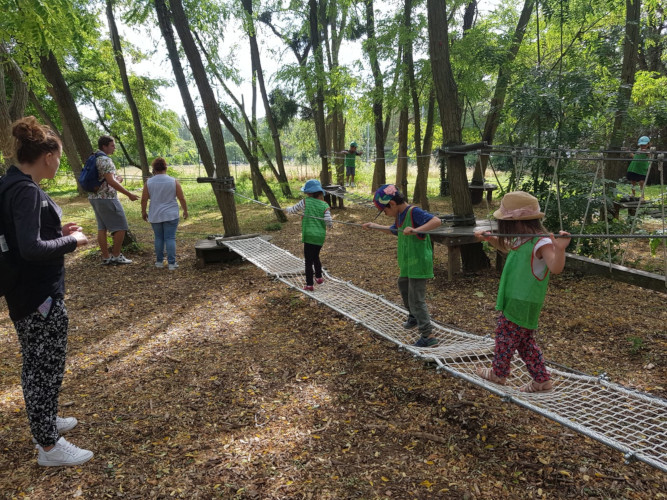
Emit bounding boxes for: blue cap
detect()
[638,136,650,146]
[301,179,324,194]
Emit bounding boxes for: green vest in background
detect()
[396,206,434,279]
[302,197,329,246]
[496,237,550,330]
[344,152,357,167]
[627,152,649,176]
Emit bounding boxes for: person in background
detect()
[0,116,93,466]
[141,157,188,270]
[341,141,363,188]
[475,191,570,393]
[362,184,442,348]
[284,179,333,291]
[626,136,651,200]
[88,135,138,265]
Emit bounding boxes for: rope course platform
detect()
[221,236,667,473]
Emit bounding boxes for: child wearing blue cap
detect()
[341,142,363,187]
[362,184,442,347]
[285,179,333,291]
[626,136,651,200]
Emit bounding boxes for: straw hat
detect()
[493,191,544,220]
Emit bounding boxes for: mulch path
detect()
[0,194,665,499]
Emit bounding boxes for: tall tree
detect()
[365,0,387,191]
[0,45,28,172]
[472,0,533,185]
[308,0,330,185]
[241,0,291,197]
[39,51,94,176]
[106,0,149,179]
[606,0,642,181]
[168,0,240,236]
[428,0,488,271]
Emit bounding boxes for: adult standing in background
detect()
[88,135,138,265]
[141,157,188,270]
[0,116,93,466]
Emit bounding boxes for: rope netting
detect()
[221,236,667,473]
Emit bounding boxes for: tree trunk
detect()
[154,0,229,221]
[308,0,330,185]
[428,0,488,272]
[29,91,84,193]
[0,45,28,172]
[473,0,533,184]
[366,0,386,191]
[606,0,642,182]
[106,0,149,179]
[169,0,239,236]
[396,106,409,198]
[39,51,93,184]
[241,0,291,197]
[217,106,287,222]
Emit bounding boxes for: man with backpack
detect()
[87,135,139,265]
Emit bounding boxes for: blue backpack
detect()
[79,152,107,192]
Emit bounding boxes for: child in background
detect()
[626,136,651,200]
[362,184,442,347]
[475,191,570,393]
[285,179,333,291]
[341,141,363,187]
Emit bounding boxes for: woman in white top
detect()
[141,158,188,270]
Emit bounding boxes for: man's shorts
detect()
[89,198,129,232]
[346,166,356,176]
[626,171,646,182]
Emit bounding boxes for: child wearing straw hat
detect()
[362,184,442,347]
[474,191,571,393]
[284,179,333,291]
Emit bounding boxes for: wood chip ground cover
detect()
[0,195,665,499]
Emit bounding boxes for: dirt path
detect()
[0,199,665,499]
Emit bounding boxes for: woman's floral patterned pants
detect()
[14,298,68,447]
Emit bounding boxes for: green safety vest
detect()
[344,153,357,168]
[302,197,329,246]
[496,237,550,330]
[627,152,649,176]
[396,206,434,279]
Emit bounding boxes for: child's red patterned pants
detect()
[492,314,550,383]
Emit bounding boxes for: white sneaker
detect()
[56,416,78,433]
[155,261,164,268]
[111,253,132,265]
[37,437,93,467]
[351,182,356,187]
[32,416,78,445]
[168,263,179,270]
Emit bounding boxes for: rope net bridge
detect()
[221,236,667,473]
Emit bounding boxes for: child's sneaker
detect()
[102,257,112,265]
[315,278,324,285]
[303,285,314,292]
[414,337,438,348]
[168,263,179,270]
[32,416,78,445]
[351,182,356,187]
[111,253,132,265]
[37,437,93,467]
[403,317,418,329]
[155,261,164,268]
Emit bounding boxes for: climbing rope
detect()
[221,236,667,473]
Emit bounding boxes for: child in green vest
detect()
[285,179,333,291]
[626,136,651,200]
[475,191,570,393]
[362,184,442,347]
[341,141,363,187]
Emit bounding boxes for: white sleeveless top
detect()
[147,174,179,223]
